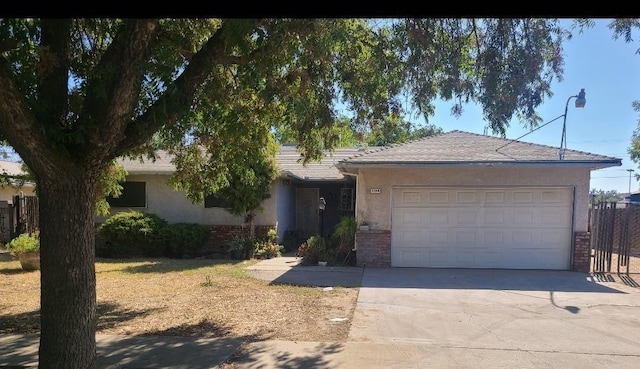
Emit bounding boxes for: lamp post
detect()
[628,169,635,194]
[559,88,587,160]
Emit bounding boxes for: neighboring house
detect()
[622,191,640,204]
[106,145,371,250]
[336,130,622,272]
[0,160,35,203]
[0,160,36,243]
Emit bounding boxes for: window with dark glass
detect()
[340,188,354,211]
[106,181,146,207]
[204,194,228,208]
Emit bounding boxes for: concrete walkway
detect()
[244,253,364,287]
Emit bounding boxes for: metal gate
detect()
[590,201,635,274]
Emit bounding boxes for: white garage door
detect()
[391,187,573,269]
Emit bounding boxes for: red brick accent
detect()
[355,230,391,267]
[573,231,591,273]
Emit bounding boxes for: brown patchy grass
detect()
[0,257,359,342]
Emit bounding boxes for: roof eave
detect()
[336,160,622,170]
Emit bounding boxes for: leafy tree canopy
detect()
[590,188,622,203]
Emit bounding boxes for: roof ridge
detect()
[447,130,617,160]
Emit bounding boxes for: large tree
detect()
[0,18,567,368]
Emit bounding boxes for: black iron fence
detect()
[590,201,637,274]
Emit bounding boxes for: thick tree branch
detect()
[37,19,71,133]
[80,19,160,164]
[0,56,63,176]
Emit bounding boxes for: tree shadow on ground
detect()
[95,320,262,369]
[0,302,157,335]
[225,341,345,369]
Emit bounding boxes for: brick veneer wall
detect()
[355,230,391,267]
[573,231,591,273]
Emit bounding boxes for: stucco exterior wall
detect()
[103,174,277,226]
[354,166,591,232]
[274,179,295,242]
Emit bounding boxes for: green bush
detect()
[254,228,283,259]
[6,231,40,253]
[332,216,357,266]
[297,235,334,265]
[226,235,256,260]
[97,211,168,258]
[159,223,210,258]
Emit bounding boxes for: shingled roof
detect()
[277,145,375,181]
[118,146,379,180]
[337,130,621,169]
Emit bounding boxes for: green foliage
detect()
[226,235,256,260]
[97,211,168,258]
[254,228,284,259]
[297,235,334,266]
[333,216,357,257]
[158,223,211,258]
[590,188,622,203]
[6,231,40,253]
[95,160,128,216]
[226,228,283,260]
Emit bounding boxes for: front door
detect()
[296,188,319,241]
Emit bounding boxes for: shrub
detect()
[297,235,333,265]
[332,216,357,266]
[6,231,40,254]
[159,223,210,258]
[97,211,168,258]
[254,228,283,259]
[226,235,255,260]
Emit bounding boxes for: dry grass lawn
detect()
[0,257,359,342]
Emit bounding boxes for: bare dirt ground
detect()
[0,257,359,343]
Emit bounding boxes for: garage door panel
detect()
[392,187,573,269]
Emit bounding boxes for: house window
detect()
[340,188,354,211]
[204,194,228,208]
[107,181,146,208]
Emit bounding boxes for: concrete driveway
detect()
[344,268,640,369]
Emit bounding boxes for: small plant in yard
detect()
[254,228,284,259]
[6,231,41,271]
[200,274,215,287]
[5,231,40,254]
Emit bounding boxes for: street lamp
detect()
[559,88,586,160]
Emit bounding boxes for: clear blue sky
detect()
[426,18,640,194]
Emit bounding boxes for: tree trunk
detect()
[248,211,256,238]
[37,170,98,368]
